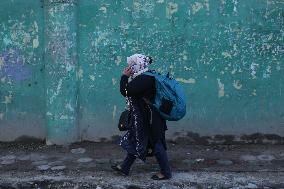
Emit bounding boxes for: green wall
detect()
[0,0,46,141]
[44,0,79,144]
[0,0,283,144]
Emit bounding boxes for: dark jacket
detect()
[120,72,167,160]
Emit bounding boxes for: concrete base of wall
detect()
[0,114,45,142]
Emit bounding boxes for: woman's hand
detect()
[123,66,132,77]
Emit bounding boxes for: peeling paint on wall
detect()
[89,75,95,81]
[233,0,238,15]
[250,63,258,79]
[77,68,84,79]
[222,52,232,59]
[166,2,178,19]
[217,79,225,98]
[76,0,284,142]
[33,36,39,48]
[133,0,155,19]
[115,56,122,65]
[99,6,107,14]
[0,0,45,142]
[3,94,12,105]
[233,80,242,90]
[263,66,272,79]
[192,2,203,14]
[176,78,196,84]
[1,0,284,144]
[112,78,117,86]
[252,89,257,96]
[44,0,79,144]
[49,79,63,104]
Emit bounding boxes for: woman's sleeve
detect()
[120,74,153,97]
[120,75,129,97]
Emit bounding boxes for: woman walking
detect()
[111,54,172,180]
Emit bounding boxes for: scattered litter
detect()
[246,183,258,189]
[257,154,275,161]
[195,158,204,162]
[51,165,66,171]
[77,157,93,163]
[71,148,86,154]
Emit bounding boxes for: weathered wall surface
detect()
[44,0,79,145]
[78,0,284,141]
[0,0,283,144]
[0,0,46,141]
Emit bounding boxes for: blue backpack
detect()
[143,71,186,121]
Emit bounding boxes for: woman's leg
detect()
[154,140,172,178]
[120,153,137,175]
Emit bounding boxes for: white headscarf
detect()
[127,54,151,79]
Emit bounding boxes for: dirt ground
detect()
[0,140,283,189]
